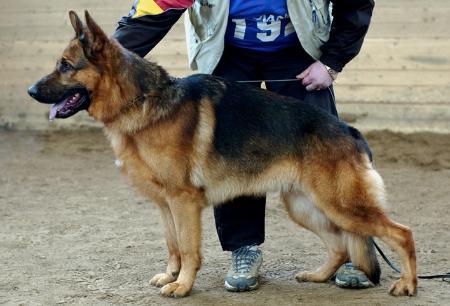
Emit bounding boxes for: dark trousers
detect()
[212,44,338,251]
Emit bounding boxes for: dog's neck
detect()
[121,49,172,97]
[101,43,178,133]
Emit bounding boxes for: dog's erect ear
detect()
[84,10,108,53]
[69,10,83,38]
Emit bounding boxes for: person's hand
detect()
[296,61,333,91]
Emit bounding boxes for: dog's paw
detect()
[295,271,312,282]
[389,279,417,296]
[160,281,191,298]
[295,271,327,283]
[149,273,176,287]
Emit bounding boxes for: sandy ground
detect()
[1,129,450,305]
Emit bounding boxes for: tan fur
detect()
[105,97,417,296]
[283,191,348,283]
[34,11,418,297]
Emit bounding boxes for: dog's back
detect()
[176,74,369,169]
[28,11,417,297]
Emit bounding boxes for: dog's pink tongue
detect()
[49,99,67,121]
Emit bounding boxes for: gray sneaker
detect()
[225,245,263,292]
[335,262,371,289]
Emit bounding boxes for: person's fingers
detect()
[301,75,313,86]
[296,71,307,79]
[305,83,318,91]
[296,66,311,79]
[309,79,331,91]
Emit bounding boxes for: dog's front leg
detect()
[159,190,204,297]
[150,203,181,287]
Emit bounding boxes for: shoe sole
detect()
[335,277,370,289]
[224,280,259,292]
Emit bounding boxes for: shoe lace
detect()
[232,246,260,273]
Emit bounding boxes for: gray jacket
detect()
[113,0,374,73]
[185,0,332,73]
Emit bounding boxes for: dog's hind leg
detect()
[160,188,205,297]
[305,161,417,296]
[282,191,348,283]
[149,203,181,287]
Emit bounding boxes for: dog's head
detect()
[28,11,114,120]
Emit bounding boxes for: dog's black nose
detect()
[28,84,38,99]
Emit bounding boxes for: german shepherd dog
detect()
[28,11,417,297]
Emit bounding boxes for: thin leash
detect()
[373,240,450,281]
[236,78,336,103]
[236,78,300,83]
[127,79,300,106]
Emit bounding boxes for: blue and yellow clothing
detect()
[113,0,375,72]
[224,0,299,52]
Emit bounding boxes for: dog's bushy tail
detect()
[344,233,381,285]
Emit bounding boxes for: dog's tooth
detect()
[75,93,80,98]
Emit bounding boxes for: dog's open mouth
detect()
[49,91,90,120]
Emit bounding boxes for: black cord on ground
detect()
[373,240,450,281]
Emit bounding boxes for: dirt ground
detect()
[1,129,449,305]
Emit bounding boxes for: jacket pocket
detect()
[309,0,331,35]
[188,0,217,42]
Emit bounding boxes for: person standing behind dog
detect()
[113,0,375,292]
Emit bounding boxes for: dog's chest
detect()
[107,130,187,192]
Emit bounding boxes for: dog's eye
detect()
[59,60,74,73]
